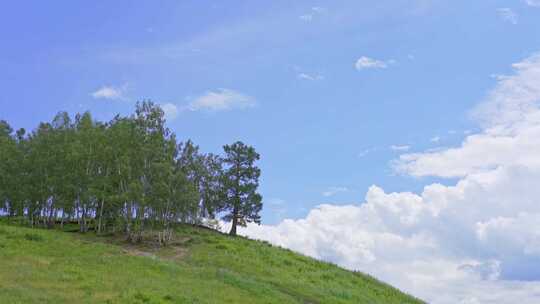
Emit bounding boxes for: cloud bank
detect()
[232,54,540,303]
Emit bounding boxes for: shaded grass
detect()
[0,221,424,304]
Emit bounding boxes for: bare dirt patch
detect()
[73,231,192,262]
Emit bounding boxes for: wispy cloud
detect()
[322,186,349,197]
[358,147,377,158]
[430,136,441,143]
[358,150,370,158]
[390,145,411,152]
[355,56,395,70]
[187,88,255,112]
[497,8,518,25]
[311,6,326,13]
[297,73,324,81]
[91,84,129,101]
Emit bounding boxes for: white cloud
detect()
[91,84,129,101]
[397,53,540,178]
[525,0,540,7]
[187,89,255,112]
[322,186,349,197]
[358,147,380,158]
[497,8,518,25]
[229,53,540,303]
[358,148,375,158]
[297,73,324,81]
[430,136,440,143]
[161,103,179,121]
[358,150,369,157]
[390,145,411,152]
[355,56,395,70]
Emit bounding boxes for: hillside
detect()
[0,221,423,304]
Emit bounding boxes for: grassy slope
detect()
[0,222,423,304]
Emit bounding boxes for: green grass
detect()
[0,221,424,304]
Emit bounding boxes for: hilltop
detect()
[0,221,423,304]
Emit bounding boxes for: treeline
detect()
[0,101,262,241]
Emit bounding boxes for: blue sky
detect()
[3,1,540,225]
[4,1,540,302]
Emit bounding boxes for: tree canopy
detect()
[0,102,263,241]
[221,142,262,235]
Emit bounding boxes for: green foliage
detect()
[0,104,424,303]
[0,103,260,240]
[220,141,263,235]
[0,222,424,304]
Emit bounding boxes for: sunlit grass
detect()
[0,221,424,303]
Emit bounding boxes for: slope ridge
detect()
[0,222,424,304]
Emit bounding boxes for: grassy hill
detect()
[0,221,423,304]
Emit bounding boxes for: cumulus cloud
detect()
[396,54,540,178]
[187,89,255,112]
[161,103,179,121]
[322,186,349,197]
[91,84,129,101]
[497,8,518,25]
[355,56,395,70]
[230,53,540,303]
